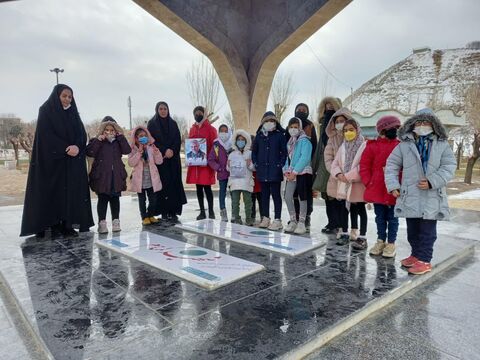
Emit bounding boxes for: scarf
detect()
[215,129,232,152]
[416,134,433,174]
[344,133,364,173]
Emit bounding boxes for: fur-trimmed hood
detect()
[130,125,155,145]
[232,129,252,151]
[97,119,123,137]
[317,96,342,122]
[398,113,448,141]
[326,107,353,138]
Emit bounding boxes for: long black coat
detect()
[86,135,130,194]
[147,102,187,216]
[21,84,94,236]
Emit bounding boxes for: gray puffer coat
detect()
[385,113,456,220]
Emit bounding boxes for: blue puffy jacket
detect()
[252,126,287,182]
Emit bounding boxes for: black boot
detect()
[208,209,215,219]
[36,231,45,238]
[196,211,206,220]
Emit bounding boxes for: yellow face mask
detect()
[344,130,357,142]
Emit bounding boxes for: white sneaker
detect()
[112,219,121,232]
[98,220,108,234]
[284,221,297,233]
[258,217,270,228]
[294,222,306,235]
[268,219,283,231]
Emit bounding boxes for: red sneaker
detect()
[400,255,419,267]
[408,261,432,275]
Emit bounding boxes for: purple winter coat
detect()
[86,134,131,194]
[208,141,230,181]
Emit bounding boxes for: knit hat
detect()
[193,106,205,115]
[376,115,401,133]
[415,108,435,116]
[261,111,277,124]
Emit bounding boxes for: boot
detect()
[220,208,228,222]
[196,211,206,220]
[208,209,216,219]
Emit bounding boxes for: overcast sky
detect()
[0,0,479,127]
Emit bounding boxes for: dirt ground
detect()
[1,169,479,210]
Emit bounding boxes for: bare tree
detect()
[132,115,150,128]
[186,56,221,123]
[463,82,480,184]
[269,71,295,123]
[450,125,471,170]
[8,124,23,169]
[84,119,102,140]
[172,115,190,143]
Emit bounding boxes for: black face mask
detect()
[385,128,398,139]
[295,111,308,121]
[194,114,204,123]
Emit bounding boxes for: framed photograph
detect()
[185,138,207,166]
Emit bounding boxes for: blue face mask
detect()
[138,136,148,145]
[236,140,246,149]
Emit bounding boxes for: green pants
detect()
[231,190,253,222]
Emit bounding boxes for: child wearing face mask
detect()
[283,117,313,235]
[227,130,255,225]
[385,108,456,275]
[86,116,131,233]
[360,116,401,258]
[128,126,163,226]
[252,111,287,231]
[331,119,368,249]
[208,124,232,222]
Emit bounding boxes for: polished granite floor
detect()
[0,199,477,360]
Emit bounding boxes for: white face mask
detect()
[219,132,230,142]
[263,122,275,132]
[63,104,71,110]
[107,134,116,143]
[335,122,344,131]
[288,128,299,137]
[413,126,433,136]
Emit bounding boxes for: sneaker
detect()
[351,237,368,251]
[220,208,228,222]
[208,210,216,219]
[294,222,307,235]
[142,218,151,226]
[401,255,419,268]
[305,215,311,232]
[98,220,108,234]
[268,219,283,231]
[382,243,396,258]
[196,211,206,220]
[284,221,297,233]
[408,261,432,275]
[258,217,270,228]
[350,229,359,241]
[245,218,254,226]
[369,240,386,256]
[149,217,159,224]
[336,234,350,246]
[112,219,121,232]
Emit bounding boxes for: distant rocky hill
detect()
[344,42,480,116]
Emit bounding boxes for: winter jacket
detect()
[330,141,366,202]
[284,136,312,175]
[385,113,456,220]
[207,140,230,181]
[252,123,287,182]
[323,108,353,197]
[86,124,131,195]
[359,137,400,205]
[227,130,255,192]
[128,126,163,193]
[186,119,218,185]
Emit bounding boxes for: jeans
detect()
[285,181,307,222]
[260,181,282,220]
[218,179,228,210]
[406,218,437,262]
[97,194,120,221]
[138,187,156,219]
[373,204,399,243]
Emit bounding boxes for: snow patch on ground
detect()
[449,189,480,199]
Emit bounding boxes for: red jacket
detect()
[186,119,218,185]
[359,137,400,205]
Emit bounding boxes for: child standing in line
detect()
[360,116,401,258]
[208,124,232,222]
[252,111,287,231]
[385,109,455,275]
[330,118,368,249]
[86,116,131,233]
[283,117,313,235]
[250,135,263,225]
[128,126,163,225]
[227,130,255,225]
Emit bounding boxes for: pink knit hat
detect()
[376,115,401,133]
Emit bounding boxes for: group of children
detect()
[86,101,455,275]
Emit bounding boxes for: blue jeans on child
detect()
[219,179,228,210]
[373,204,399,243]
[260,181,282,219]
[406,218,437,263]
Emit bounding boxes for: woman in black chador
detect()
[20,84,94,237]
[147,101,187,221]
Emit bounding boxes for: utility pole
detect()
[49,68,64,84]
[128,96,132,129]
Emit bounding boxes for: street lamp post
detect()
[50,68,64,84]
